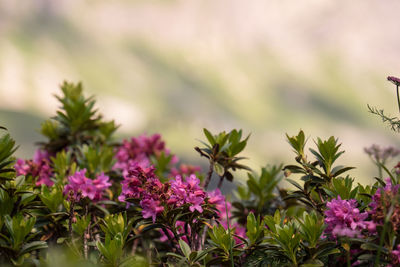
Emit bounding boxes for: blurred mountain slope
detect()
[1,0,400,183]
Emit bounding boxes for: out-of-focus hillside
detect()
[1,0,400,184]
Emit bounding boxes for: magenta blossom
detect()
[390,244,400,266]
[113,134,177,174]
[118,166,209,223]
[15,149,54,187]
[118,164,160,202]
[370,178,400,231]
[15,159,30,176]
[208,188,225,208]
[170,164,201,178]
[64,169,111,202]
[169,174,206,213]
[118,164,167,222]
[369,178,399,213]
[140,198,165,223]
[324,196,373,238]
[36,164,53,187]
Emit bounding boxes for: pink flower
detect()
[64,169,87,201]
[118,164,157,202]
[324,196,370,238]
[169,175,206,212]
[64,169,111,202]
[389,244,400,266]
[208,189,225,208]
[140,198,164,223]
[170,164,201,178]
[15,159,30,176]
[217,198,232,220]
[118,167,211,222]
[14,149,54,187]
[186,174,201,189]
[370,178,399,217]
[81,183,97,200]
[33,149,51,164]
[113,134,175,174]
[370,178,400,231]
[93,172,112,190]
[187,194,204,213]
[36,164,53,187]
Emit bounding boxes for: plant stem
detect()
[378,160,383,179]
[347,249,351,267]
[184,222,193,249]
[162,226,179,251]
[375,205,392,267]
[317,187,325,204]
[83,203,90,260]
[198,225,208,250]
[375,224,386,267]
[203,160,214,190]
[306,192,323,214]
[131,238,139,255]
[397,85,400,114]
[217,175,224,189]
[225,200,234,267]
[68,196,75,239]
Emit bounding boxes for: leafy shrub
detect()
[2,77,400,266]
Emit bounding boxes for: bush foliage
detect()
[1,78,400,266]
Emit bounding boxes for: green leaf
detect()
[19,241,48,256]
[179,239,191,259]
[286,178,303,191]
[203,128,215,146]
[300,259,324,267]
[166,252,185,260]
[214,163,225,176]
[286,130,306,156]
[331,166,355,177]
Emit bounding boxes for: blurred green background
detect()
[1,0,400,185]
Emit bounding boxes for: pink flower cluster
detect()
[324,196,375,239]
[370,178,400,231]
[390,244,400,266]
[118,164,166,222]
[168,174,206,213]
[158,188,246,244]
[113,134,177,174]
[170,164,201,178]
[63,169,111,202]
[15,149,53,187]
[370,178,400,216]
[118,164,211,223]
